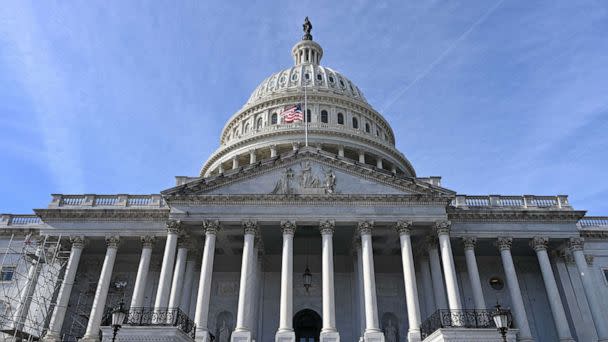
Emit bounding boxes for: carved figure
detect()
[303,17,313,40]
[218,320,230,342]
[384,319,397,342]
[323,168,336,193]
[299,161,320,188]
[271,168,295,194]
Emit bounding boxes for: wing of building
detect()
[1,19,608,342]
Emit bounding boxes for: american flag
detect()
[279,104,304,123]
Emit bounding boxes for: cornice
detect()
[34,208,170,222]
[447,208,585,223]
[579,229,608,239]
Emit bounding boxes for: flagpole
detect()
[304,82,308,147]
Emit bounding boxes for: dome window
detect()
[376,129,379,136]
[365,123,370,133]
[352,117,359,129]
[339,80,345,88]
[271,113,278,125]
[244,123,250,134]
[316,74,322,81]
[291,73,298,81]
[256,118,263,130]
[321,110,328,123]
[329,76,334,83]
[306,109,311,123]
[337,113,344,125]
[305,73,310,80]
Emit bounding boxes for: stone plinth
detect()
[100,326,193,342]
[422,328,519,342]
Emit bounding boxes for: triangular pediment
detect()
[162,149,455,198]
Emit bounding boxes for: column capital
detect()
[243,220,259,235]
[281,220,297,235]
[395,220,412,235]
[496,237,513,251]
[462,237,477,250]
[166,219,183,234]
[585,254,594,265]
[69,236,86,249]
[435,220,451,235]
[569,237,584,251]
[357,220,374,235]
[319,220,335,235]
[531,236,549,252]
[141,235,156,249]
[105,235,120,249]
[202,220,220,235]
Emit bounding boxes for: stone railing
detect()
[0,214,43,226]
[578,216,608,228]
[421,309,511,339]
[452,195,571,209]
[49,194,166,208]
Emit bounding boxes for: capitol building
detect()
[1,19,608,342]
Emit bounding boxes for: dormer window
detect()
[271,113,278,125]
[321,110,328,123]
[365,123,370,133]
[352,117,359,129]
[337,113,344,125]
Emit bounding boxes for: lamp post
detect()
[303,265,312,292]
[492,303,510,342]
[111,300,127,342]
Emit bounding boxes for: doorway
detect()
[293,309,322,342]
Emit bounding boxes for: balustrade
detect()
[452,195,570,209]
[49,194,165,208]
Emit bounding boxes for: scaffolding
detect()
[0,233,70,341]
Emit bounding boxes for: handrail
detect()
[451,195,570,209]
[420,309,512,339]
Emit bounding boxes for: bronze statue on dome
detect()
[303,17,313,40]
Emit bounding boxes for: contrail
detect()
[381,0,505,113]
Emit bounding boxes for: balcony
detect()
[101,307,195,342]
[421,309,517,342]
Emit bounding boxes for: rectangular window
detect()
[0,266,15,282]
[603,268,608,285]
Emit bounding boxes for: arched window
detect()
[271,113,278,125]
[352,117,359,129]
[306,109,311,123]
[321,110,328,123]
[365,123,370,133]
[256,117,263,130]
[376,129,379,137]
[244,123,250,133]
[337,113,344,125]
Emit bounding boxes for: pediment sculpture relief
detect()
[271,162,336,195]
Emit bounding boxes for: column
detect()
[167,237,189,322]
[130,236,155,309]
[246,239,260,335]
[43,237,85,342]
[292,142,299,151]
[249,149,257,164]
[180,257,197,315]
[396,221,421,342]
[570,238,608,341]
[319,220,340,341]
[233,220,258,341]
[218,163,224,174]
[153,220,181,319]
[426,236,448,310]
[497,237,533,342]
[338,145,344,157]
[417,253,436,318]
[376,158,383,169]
[12,238,44,332]
[358,150,365,163]
[270,144,278,157]
[531,237,574,341]
[276,221,296,342]
[194,220,219,342]
[462,237,486,311]
[358,221,385,342]
[435,221,462,311]
[232,157,239,169]
[354,240,366,340]
[80,236,119,342]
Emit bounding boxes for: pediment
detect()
[162,150,455,198]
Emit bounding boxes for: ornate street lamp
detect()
[111,300,127,342]
[303,265,312,292]
[492,303,510,342]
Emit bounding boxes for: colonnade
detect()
[39,221,608,342]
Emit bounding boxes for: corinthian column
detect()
[396,221,421,342]
[276,220,296,342]
[130,236,155,310]
[358,221,385,342]
[531,237,574,341]
[497,237,533,342]
[232,220,258,342]
[167,237,189,322]
[435,221,462,311]
[319,220,340,342]
[154,220,182,319]
[43,237,85,342]
[80,236,119,342]
[195,220,219,342]
[569,238,608,341]
[462,237,486,311]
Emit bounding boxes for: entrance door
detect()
[293,309,322,342]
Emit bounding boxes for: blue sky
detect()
[0,1,607,215]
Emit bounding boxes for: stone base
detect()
[99,326,193,342]
[194,328,213,342]
[40,333,62,342]
[320,330,340,342]
[422,328,519,342]
[79,336,100,342]
[407,329,422,342]
[231,329,253,342]
[275,329,296,342]
[363,330,385,342]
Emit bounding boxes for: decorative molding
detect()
[585,254,594,266]
[242,220,258,235]
[280,220,297,235]
[70,236,86,249]
[448,208,585,223]
[166,220,182,234]
[569,237,584,252]
[496,237,513,251]
[177,235,191,249]
[531,236,549,252]
[579,229,608,239]
[357,220,374,235]
[319,220,335,235]
[462,237,476,250]
[105,235,120,249]
[202,220,220,235]
[141,235,156,249]
[35,209,170,222]
[435,220,451,235]
[395,220,412,235]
